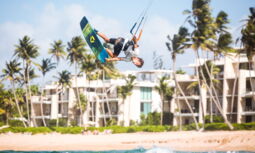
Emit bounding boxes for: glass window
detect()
[140,87,152,115]
[140,87,152,101]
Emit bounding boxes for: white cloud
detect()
[139,15,179,69]
[0,2,184,82]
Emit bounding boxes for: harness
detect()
[123,40,135,51]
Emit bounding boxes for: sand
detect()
[0,131,255,152]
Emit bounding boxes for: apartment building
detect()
[172,53,255,126]
[31,53,255,127]
[31,70,174,127]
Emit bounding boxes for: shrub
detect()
[0,127,52,134]
[52,127,84,134]
[0,121,4,127]
[140,112,161,126]
[142,126,166,132]
[233,122,255,130]
[204,123,230,131]
[127,127,136,133]
[205,115,224,123]
[48,119,67,127]
[9,120,25,127]
[130,120,137,126]
[183,123,202,131]
[107,118,117,126]
[48,119,57,127]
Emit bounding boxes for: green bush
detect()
[9,120,25,127]
[140,112,161,126]
[127,127,136,133]
[183,123,202,131]
[142,125,166,132]
[0,127,52,134]
[51,127,84,134]
[48,119,67,127]
[0,121,4,127]
[233,122,255,130]
[204,123,230,131]
[48,119,57,127]
[205,115,224,123]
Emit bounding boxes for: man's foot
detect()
[94,28,98,34]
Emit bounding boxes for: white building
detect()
[31,70,174,127]
[31,53,255,127]
[172,53,255,126]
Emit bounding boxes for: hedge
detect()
[0,122,255,134]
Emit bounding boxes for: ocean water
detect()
[0,148,254,153]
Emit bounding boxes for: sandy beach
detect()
[0,131,255,152]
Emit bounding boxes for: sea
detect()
[0,147,254,153]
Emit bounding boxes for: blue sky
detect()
[0,0,254,84]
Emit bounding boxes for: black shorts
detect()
[109,37,125,56]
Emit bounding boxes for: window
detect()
[140,87,152,101]
[140,87,152,115]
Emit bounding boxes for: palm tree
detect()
[49,40,66,65]
[80,53,97,123]
[55,70,72,127]
[117,74,136,126]
[166,27,200,130]
[240,7,255,109]
[14,35,39,127]
[67,36,87,126]
[38,58,56,126]
[1,60,27,127]
[155,76,174,125]
[0,84,16,125]
[183,0,233,130]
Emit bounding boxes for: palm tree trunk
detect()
[230,55,240,122]
[23,61,30,126]
[177,94,182,130]
[40,77,47,127]
[194,50,206,130]
[11,82,27,127]
[27,66,37,127]
[173,57,199,130]
[196,50,233,130]
[160,94,164,125]
[75,62,83,126]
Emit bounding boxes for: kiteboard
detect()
[80,16,109,63]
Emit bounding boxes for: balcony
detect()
[241,107,255,115]
[31,96,52,104]
[174,112,199,117]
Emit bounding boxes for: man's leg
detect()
[97,32,110,43]
[105,48,114,58]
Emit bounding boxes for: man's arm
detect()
[106,57,123,62]
[106,57,130,62]
[136,29,143,42]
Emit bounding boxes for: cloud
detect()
[0,2,183,83]
[139,15,179,69]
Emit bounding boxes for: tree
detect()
[0,84,16,125]
[67,36,87,126]
[240,7,255,111]
[117,74,136,126]
[38,58,56,126]
[1,60,27,127]
[49,40,66,64]
[55,70,72,127]
[155,76,174,125]
[166,26,200,130]
[183,0,233,130]
[14,35,39,127]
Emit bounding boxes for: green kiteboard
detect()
[80,16,109,63]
